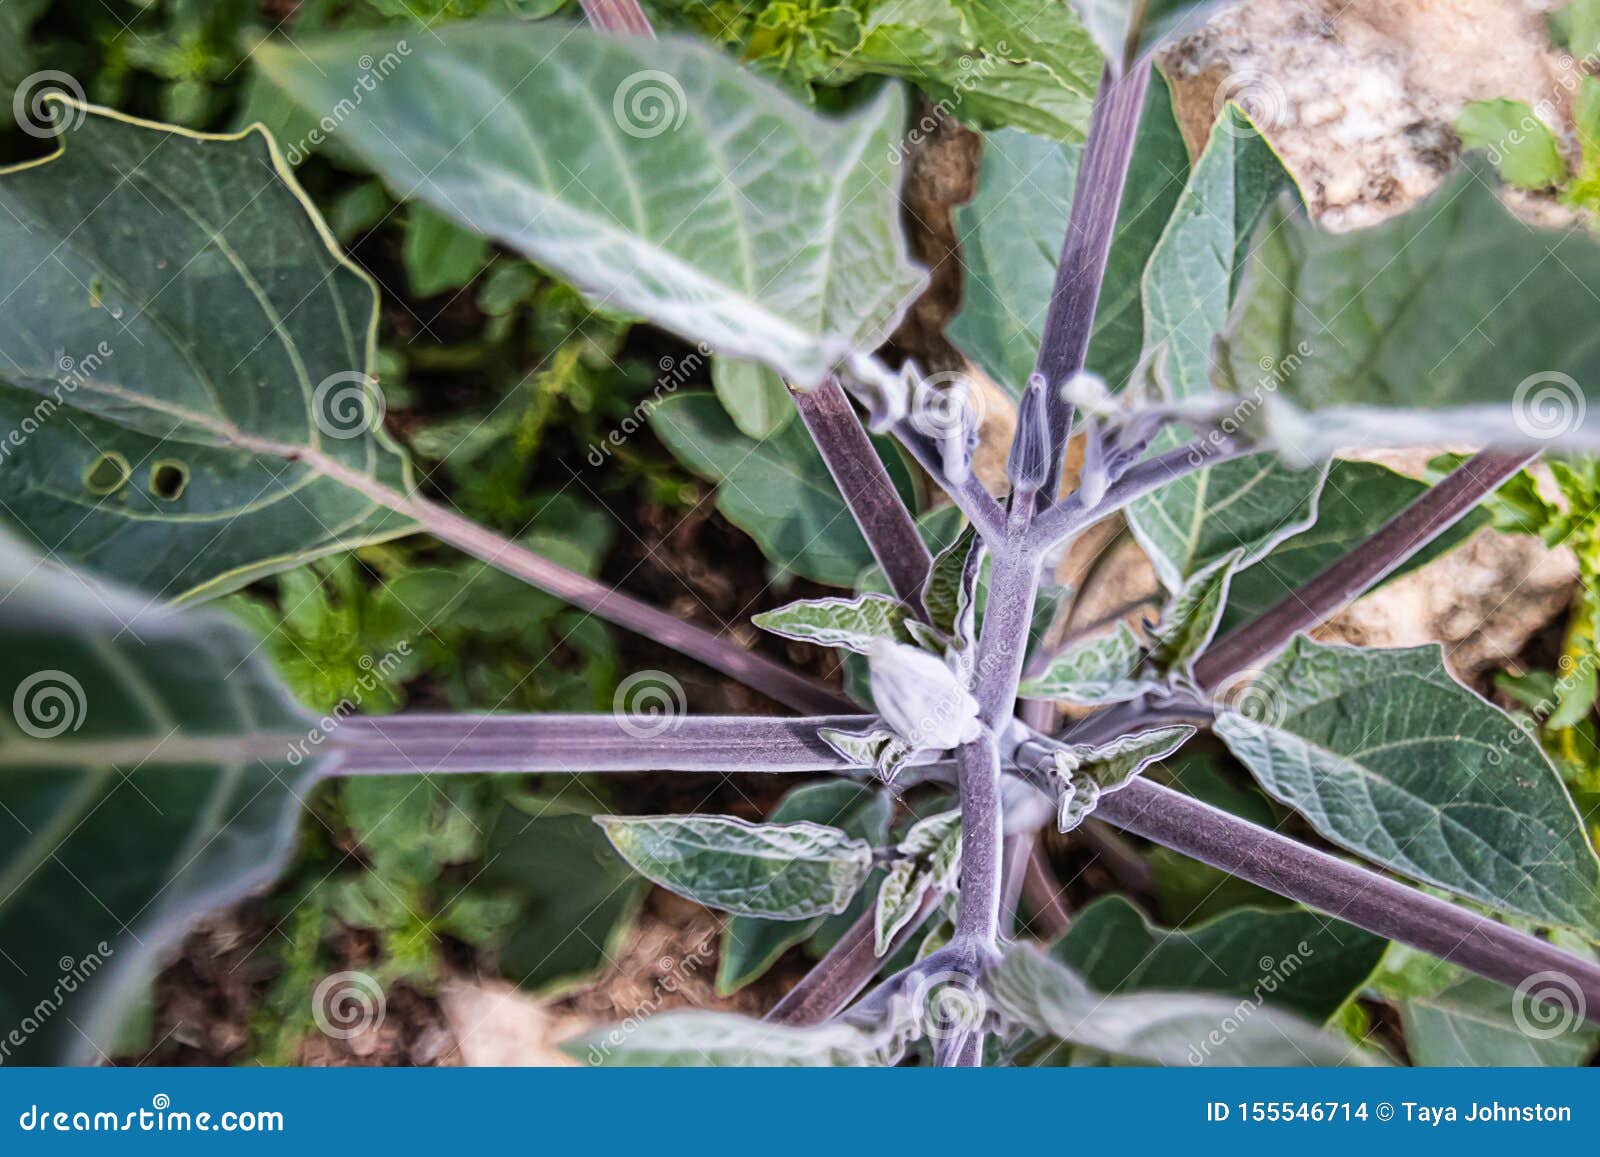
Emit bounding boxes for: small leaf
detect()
[818,725,914,782]
[566,1009,906,1066]
[1455,100,1568,190]
[1214,636,1600,933]
[403,202,490,297]
[922,524,982,642]
[712,357,794,439]
[1018,621,1158,705]
[1045,725,1195,831]
[596,815,873,920]
[257,24,926,386]
[875,809,962,954]
[1149,549,1243,672]
[753,593,913,654]
[988,944,1382,1066]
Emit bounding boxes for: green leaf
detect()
[1052,896,1387,1023]
[566,1008,906,1066]
[1455,100,1568,190]
[1045,725,1195,831]
[0,532,313,1064]
[403,202,490,297]
[1217,164,1600,458]
[1149,549,1242,672]
[1018,621,1158,705]
[1219,460,1489,634]
[753,594,913,654]
[256,24,925,386]
[921,523,981,643]
[711,357,794,439]
[818,725,914,781]
[0,104,416,602]
[718,781,892,995]
[1401,975,1600,1066]
[1067,0,1234,70]
[650,391,917,586]
[989,944,1381,1065]
[1127,106,1322,592]
[596,814,874,919]
[0,0,48,128]
[875,808,962,954]
[1214,636,1600,932]
[950,71,1189,398]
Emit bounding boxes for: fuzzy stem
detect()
[1192,450,1533,690]
[579,0,655,36]
[1033,66,1151,499]
[793,378,934,610]
[1096,777,1600,1027]
[890,417,1008,541]
[1019,839,1073,939]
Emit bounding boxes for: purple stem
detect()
[1192,450,1533,691]
[1097,777,1600,1027]
[890,417,1007,541]
[1032,66,1152,498]
[579,0,655,36]
[329,713,875,775]
[794,379,934,611]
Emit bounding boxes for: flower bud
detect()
[867,640,984,752]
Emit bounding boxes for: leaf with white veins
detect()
[1045,725,1195,831]
[1019,621,1158,705]
[875,808,962,954]
[753,594,913,654]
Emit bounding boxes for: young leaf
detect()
[1126,105,1323,592]
[1214,636,1600,933]
[566,1009,906,1066]
[988,943,1381,1065]
[1044,725,1195,831]
[950,71,1189,398]
[256,24,925,386]
[875,808,962,954]
[595,815,874,920]
[1455,100,1568,190]
[922,524,982,643]
[1018,621,1158,705]
[753,594,913,655]
[1052,896,1388,1023]
[1217,164,1600,459]
[711,357,794,440]
[650,392,918,586]
[402,202,490,297]
[0,103,416,600]
[718,781,892,995]
[818,724,915,781]
[0,532,314,1064]
[1148,549,1243,672]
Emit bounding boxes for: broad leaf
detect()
[989,944,1381,1066]
[0,533,313,1064]
[1456,100,1567,190]
[1127,106,1321,592]
[1018,621,1158,705]
[950,72,1189,398]
[257,24,925,387]
[1044,725,1195,831]
[596,814,874,920]
[0,104,416,601]
[1214,637,1600,932]
[1068,0,1237,69]
[651,392,918,586]
[1218,164,1600,458]
[1053,896,1387,1023]
[1400,975,1600,1066]
[1218,460,1489,634]
[875,808,962,954]
[566,1009,905,1066]
[718,781,892,995]
[753,594,913,655]
[711,358,793,440]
